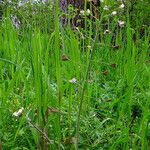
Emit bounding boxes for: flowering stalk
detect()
[75,32,98,150]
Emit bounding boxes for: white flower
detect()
[103,5,109,11]
[118,20,125,27]
[111,11,117,16]
[69,78,77,84]
[13,107,24,117]
[104,29,111,34]
[119,4,125,9]
[86,9,91,15]
[80,10,85,16]
[80,9,91,16]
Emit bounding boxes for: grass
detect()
[0,1,150,149]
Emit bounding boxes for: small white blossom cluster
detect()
[118,20,125,27]
[103,5,109,11]
[102,1,126,33]
[103,2,125,12]
[119,4,125,9]
[80,9,91,16]
[111,11,117,16]
[69,78,77,84]
[13,107,24,117]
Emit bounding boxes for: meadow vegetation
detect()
[0,0,150,149]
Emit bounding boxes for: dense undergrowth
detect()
[0,0,150,149]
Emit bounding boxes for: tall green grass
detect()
[0,1,150,150]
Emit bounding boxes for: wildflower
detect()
[103,5,109,11]
[118,20,125,27]
[80,9,91,16]
[119,4,125,9]
[111,11,117,16]
[104,29,111,34]
[86,9,91,16]
[69,78,77,84]
[13,107,24,117]
[80,10,85,16]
